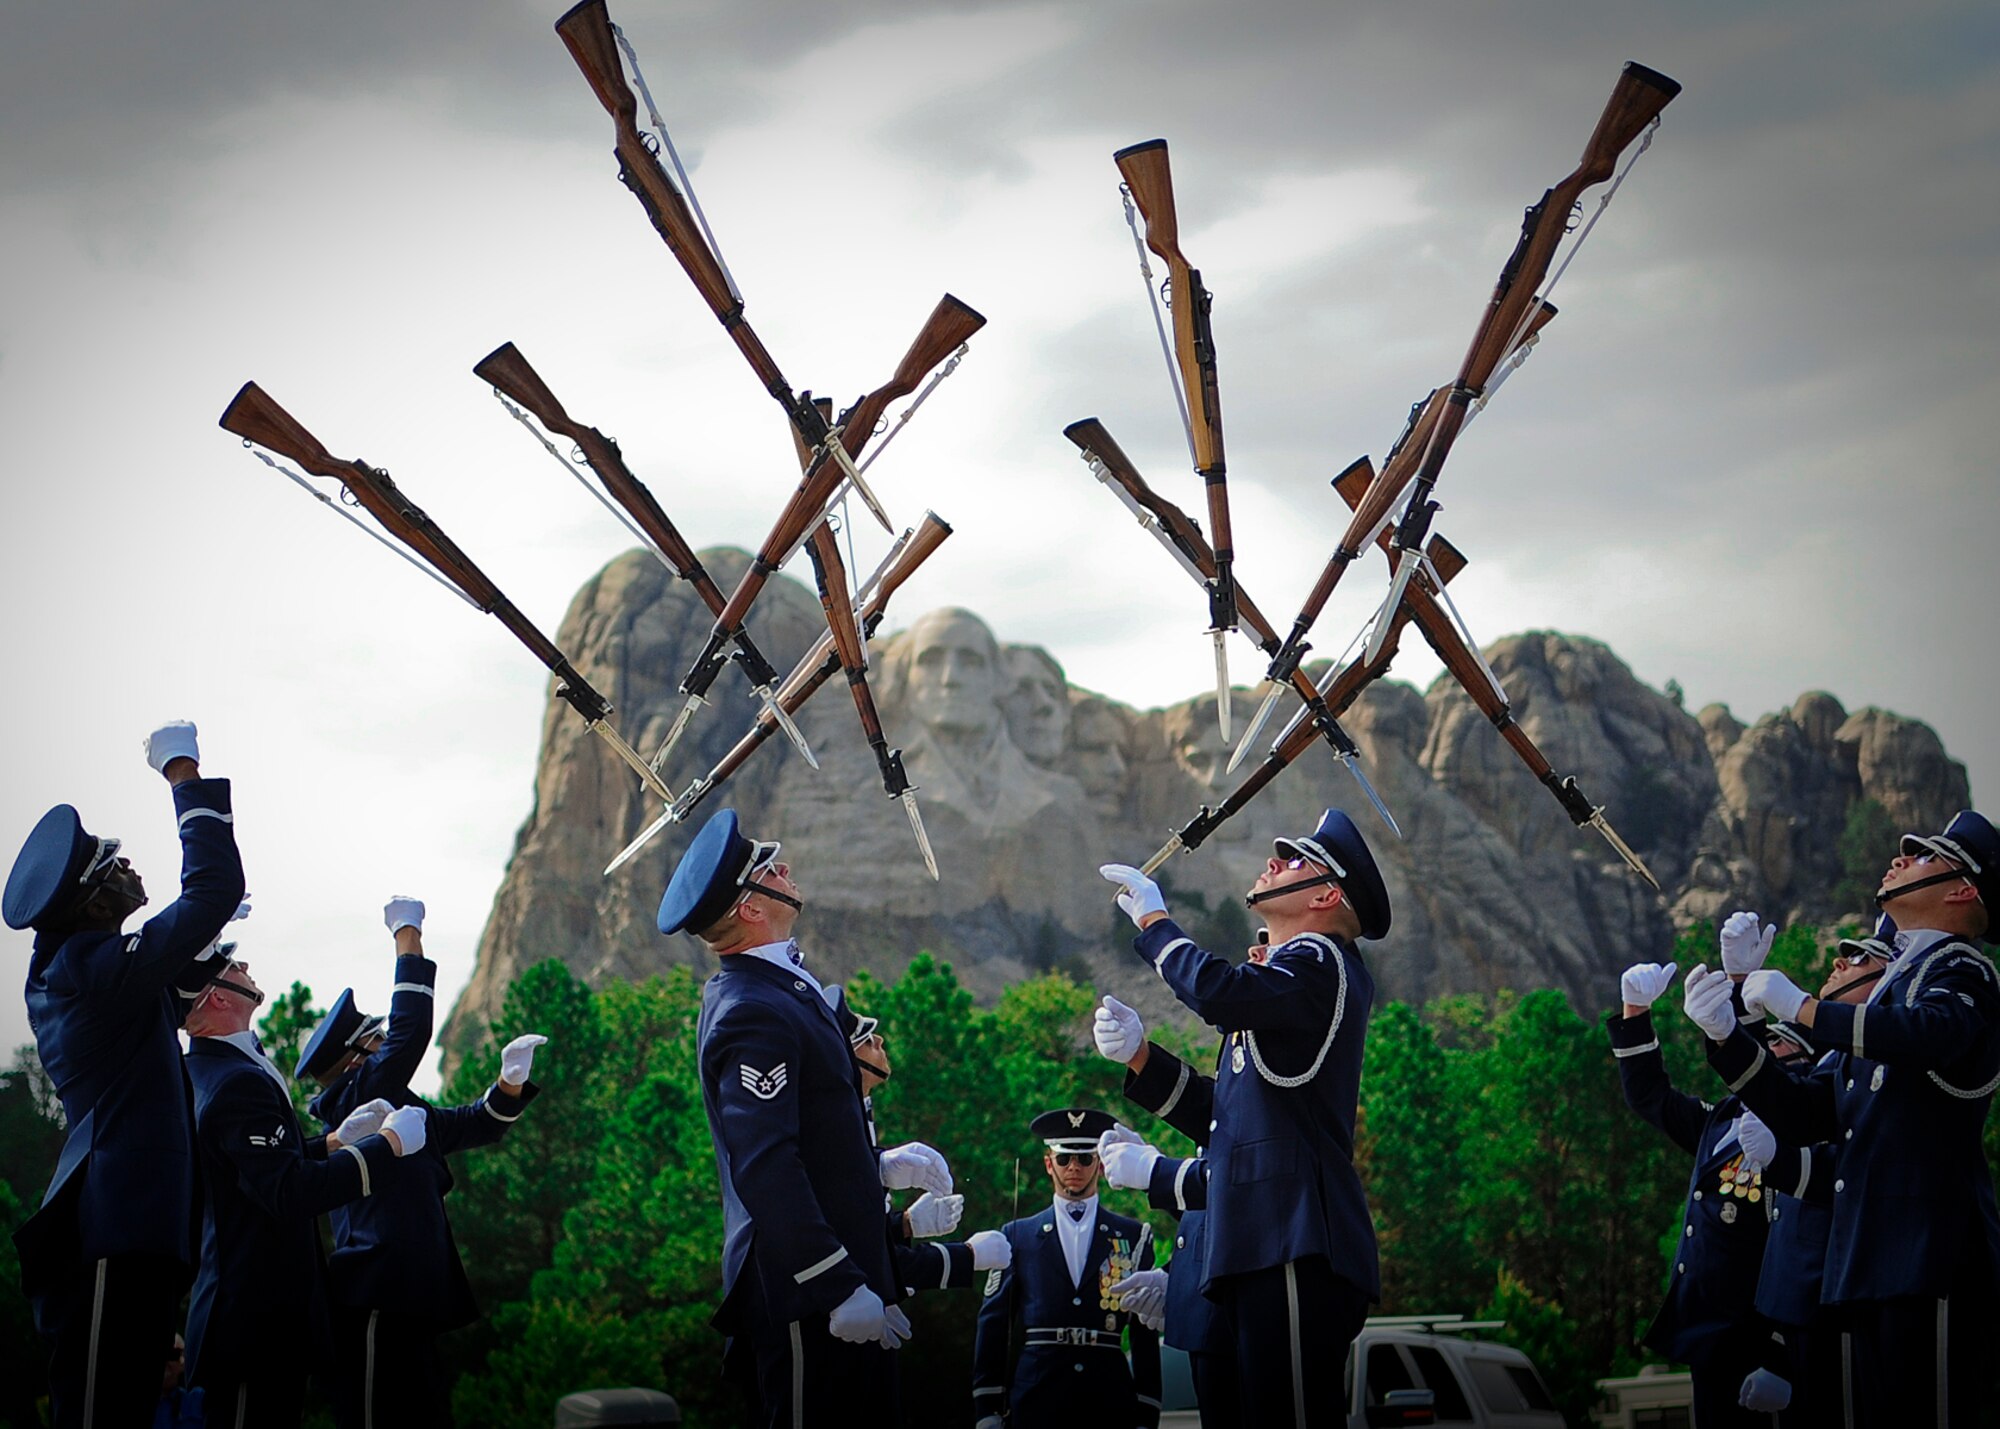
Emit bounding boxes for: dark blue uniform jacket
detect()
[971,1201,1162,1428]
[184,1037,400,1383]
[1146,1154,1224,1357]
[1705,934,2000,1306]
[1128,920,1379,1299]
[697,954,898,1334]
[16,777,244,1286]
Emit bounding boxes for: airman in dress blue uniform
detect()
[6,720,246,1429]
[297,897,546,1428]
[666,810,949,1428]
[970,1107,1162,1429]
[1098,807,1388,1428]
[1689,811,2000,1427]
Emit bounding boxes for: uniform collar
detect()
[1870,927,1957,1005]
[210,1029,292,1094]
[737,940,819,994]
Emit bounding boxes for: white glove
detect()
[499,1033,547,1086]
[196,899,254,962]
[381,1104,428,1157]
[144,720,200,773]
[383,896,426,935]
[1741,968,1809,1022]
[1099,863,1167,929]
[1100,1139,1161,1190]
[1093,995,1146,1063]
[1109,1268,1168,1332]
[827,1283,890,1344]
[1620,962,1678,1009]
[880,1142,953,1197]
[976,1419,1004,1429]
[1682,966,1737,1042]
[905,1192,964,1238]
[1735,1111,1777,1176]
[1738,1368,1792,1412]
[879,1303,912,1350]
[1720,911,1777,976]
[966,1229,1011,1272]
[1098,1122,1144,1151]
[334,1097,396,1145]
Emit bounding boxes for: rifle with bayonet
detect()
[1244,61,1679,719]
[1140,527,1468,876]
[218,381,676,811]
[472,340,817,769]
[1064,418,1399,838]
[1327,461,1660,889]
[1113,139,1238,739]
[607,514,954,875]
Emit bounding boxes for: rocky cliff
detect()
[439,547,1971,1056]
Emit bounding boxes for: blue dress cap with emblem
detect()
[1837,910,1898,960]
[295,988,385,1084]
[4,804,101,931]
[1030,1106,1119,1155]
[1273,807,1391,941]
[821,983,878,1048]
[656,807,763,937]
[1901,809,2000,912]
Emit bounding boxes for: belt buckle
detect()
[1056,1327,1086,1346]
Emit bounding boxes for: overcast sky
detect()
[4,0,1995,1087]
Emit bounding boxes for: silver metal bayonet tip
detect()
[1589,811,1661,891]
[1139,836,1182,878]
[1363,554,1419,667]
[651,693,705,772]
[824,432,897,535]
[1229,679,1284,775]
[901,791,939,881]
[1340,754,1402,840]
[604,805,677,877]
[758,688,819,770]
[1211,631,1233,746]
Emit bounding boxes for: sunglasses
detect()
[1278,855,1320,871]
[1051,1151,1097,1168]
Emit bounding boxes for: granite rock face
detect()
[440,549,1972,1056]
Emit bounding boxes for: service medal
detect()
[1748,1187,1762,1203]
[1232,1044,1246,1074]
[1721,1201,1738,1224]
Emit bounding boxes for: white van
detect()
[1155,1315,1566,1428]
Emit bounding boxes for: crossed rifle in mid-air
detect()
[223,0,986,882]
[1075,62,1680,888]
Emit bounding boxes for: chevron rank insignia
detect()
[739,1063,789,1101]
[984,1268,1004,1297]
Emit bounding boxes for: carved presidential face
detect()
[902,609,1005,739]
[1003,647,1069,763]
[1069,697,1130,802]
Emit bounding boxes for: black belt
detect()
[1023,1327,1123,1349]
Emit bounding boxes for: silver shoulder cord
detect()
[1244,936,1348,1089]
[1900,941,2000,1099]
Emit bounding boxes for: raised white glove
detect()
[1092,995,1146,1062]
[905,1192,964,1239]
[1735,1111,1777,1176]
[144,720,200,774]
[880,1142,953,1197]
[1100,1139,1162,1191]
[196,899,254,962]
[827,1283,890,1344]
[1682,965,1737,1042]
[334,1097,396,1145]
[1109,1269,1169,1331]
[383,896,426,935]
[499,1033,547,1086]
[1098,863,1167,929]
[1738,1368,1791,1412]
[1097,1122,1144,1152]
[1720,911,1777,977]
[381,1104,428,1157]
[1620,962,1678,1009]
[1741,968,1809,1022]
[879,1303,912,1350]
[966,1228,1011,1272]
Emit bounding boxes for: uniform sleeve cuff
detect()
[171,777,233,818]
[1125,1044,1188,1113]
[1608,1010,1659,1056]
[1810,999,1859,1056]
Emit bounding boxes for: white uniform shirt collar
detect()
[1869,927,1955,1006]
[740,939,821,994]
[1053,1193,1099,1286]
[215,1029,292,1095]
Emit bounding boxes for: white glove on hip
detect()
[1108,1269,1169,1332]
[144,721,200,773]
[905,1192,964,1239]
[1098,864,1167,929]
[1093,996,1146,1063]
[500,1033,547,1086]
[1099,1139,1161,1192]
[381,1104,428,1157]
[828,1283,890,1344]
[1620,962,1678,1009]
[879,1303,912,1351]
[975,1419,1005,1429]
[1720,910,1777,977]
[1734,1111,1777,1176]
[334,1097,396,1146]
[383,896,426,935]
[880,1142,953,1197]
[1738,1368,1792,1411]
[966,1229,1011,1272]
[1741,968,1809,1022]
[1682,966,1738,1042]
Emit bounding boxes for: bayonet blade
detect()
[604,804,677,877]
[902,791,940,881]
[1337,752,1402,840]
[1363,549,1421,666]
[1211,631,1233,745]
[1139,835,1182,878]
[755,686,819,769]
[1229,679,1285,775]
[821,428,895,535]
[651,692,705,771]
[1589,811,1662,891]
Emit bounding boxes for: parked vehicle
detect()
[1156,1314,1564,1428]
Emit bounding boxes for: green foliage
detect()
[1835,798,1898,911]
[0,1044,64,1211]
[449,1298,673,1429]
[257,981,325,1118]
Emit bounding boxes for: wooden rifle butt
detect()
[554,1,639,130]
[219,382,341,480]
[1112,139,1183,263]
[473,342,572,432]
[840,295,987,452]
[1580,62,1681,179]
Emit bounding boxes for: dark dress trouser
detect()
[745,1313,898,1429]
[1844,1291,2000,1429]
[1213,1256,1367,1429]
[39,1253,186,1429]
[1188,1349,1241,1429]
[330,1304,451,1429]
[1688,1331,1774,1429]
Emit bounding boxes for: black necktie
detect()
[1066,1201,1087,1222]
